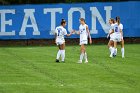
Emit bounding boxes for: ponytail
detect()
[116,16,120,25]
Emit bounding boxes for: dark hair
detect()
[80,18,85,23]
[110,18,115,24]
[116,16,120,25]
[61,19,66,25]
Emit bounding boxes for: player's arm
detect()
[71,30,80,35]
[120,25,123,38]
[107,33,110,39]
[107,30,114,38]
[109,30,114,35]
[107,31,110,38]
[65,30,75,37]
[75,30,80,34]
[55,32,57,43]
[120,29,123,38]
[86,26,92,44]
[54,29,58,43]
[66,33,71,37]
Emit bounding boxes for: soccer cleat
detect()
[62,61,65,63]
[110,54,113,58]
[113,54,116,57]
[85,60,88,63]
[56,59,59,63]
[77,60,82,64]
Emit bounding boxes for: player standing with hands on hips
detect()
[75,18,92,63]
[55,19,74,63]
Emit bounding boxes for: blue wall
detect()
[0,1,139,39]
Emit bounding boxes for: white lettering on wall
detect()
[0,6,112,38]
[90,6,112,34]
[19,9,40,35]
[0,10,15,36]
[68,7,85,32]
[44,8,62,35]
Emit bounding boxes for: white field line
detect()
[0,82,68,87]
[0,82,45,86]
[0,82,131,89]
[0,82,76,87]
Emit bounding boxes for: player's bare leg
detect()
[78,44,85,63]
[56,45,61,62]
[56,43,65,62]
[60,43,66,62]
[110,41,117,58]
[121,39,125,58]
[83,45,88,63]
[108,40,114,54]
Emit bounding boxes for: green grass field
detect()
[0,44,139,93]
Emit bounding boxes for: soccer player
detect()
[116,16,125,58]
[75,18,92,63]
[107,18,117,56]
[55,19,74,63]
[109,16,125,58]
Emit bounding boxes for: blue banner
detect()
[0,1,139,39]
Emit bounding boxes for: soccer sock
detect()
[84,52,88,61]
[61,50,65,61]
[80,53,84,61]
[121,48,124,57]
[114,48,117,55]
[109,47,113,53]
[116,48,117,55]
[111,47,115,56]
[56,50,61,60]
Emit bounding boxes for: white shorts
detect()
[122,36,124,40]
[56,42,65,45]
[56,38,65,45]
[80,39,88,45]
[113,34,122,42]
[110,33,114,41]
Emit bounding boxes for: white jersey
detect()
[112,23,123,42]
[55,26,67,44]
[119,23,123,39]
[109,24,115,40]
[79,24,88,45]
[119,23,123,31]
[113,23,123,34]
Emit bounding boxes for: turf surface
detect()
[0,44,139,93]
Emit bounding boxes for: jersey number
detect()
[115,27,118,32]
